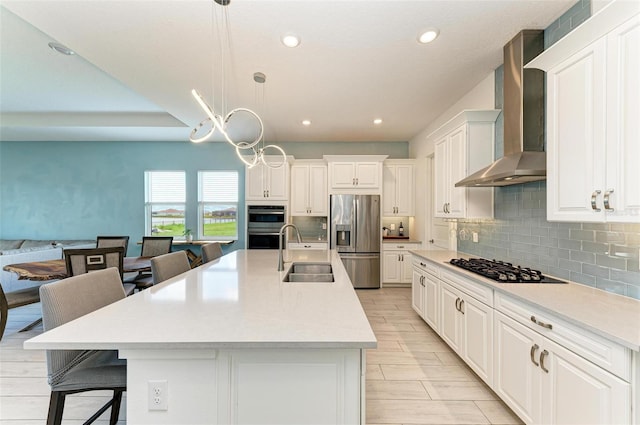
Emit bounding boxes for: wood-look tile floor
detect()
[0,288,522,424]
[357,287,523,425]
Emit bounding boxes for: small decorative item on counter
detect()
[382,227,388,237]
[398,222,404,236]
[183,228,193,243]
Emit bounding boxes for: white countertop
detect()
[411,250,640,351]
[24,250,377,351]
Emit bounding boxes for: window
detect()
[144,171,186,237]
[199,171,238,240]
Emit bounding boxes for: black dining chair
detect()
[127,236,174,291]
[63,247,135,296]
[96,236,130,256]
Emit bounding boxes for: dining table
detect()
[3,256,152,281]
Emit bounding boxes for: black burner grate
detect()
[449,258,566,284]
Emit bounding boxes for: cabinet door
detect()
[423,272,439,332]
[290,165,310,215]
[439,282,462,353]
[605,16,640,222]
[246,165,266,200]
[434,138,449,217]
[331,163,356,188]
[394,164,414,216]
[266,164,288,200]
[546,38,607,222]
[354,162,379,188]
[540,336,631,425]
[400,251,413,283]
[460,295,493,386]
[382,165,397,215]
[308,164,328,215]
[383,252,401,283]
[411,269,424,317]
[493,312,539,425]
[447,125,467,218]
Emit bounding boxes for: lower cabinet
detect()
[494,311,630,425]
[410,254,634,425]
[382,243,419,285]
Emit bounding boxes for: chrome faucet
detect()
[278,223,302,271]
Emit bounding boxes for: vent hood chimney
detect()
[456,30,546,187]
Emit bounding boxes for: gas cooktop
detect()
[449,258,567,284]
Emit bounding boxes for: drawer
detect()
[495,292,631,381]
[440,269,493,307]
[383,242,421,251]
[288,242,328,250]
[412,257,439,277]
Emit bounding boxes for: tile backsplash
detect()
[457,182,640,299]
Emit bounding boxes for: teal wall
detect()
[0,140,408,254]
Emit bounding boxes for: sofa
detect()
[0,239,95,292]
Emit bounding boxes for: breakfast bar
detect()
[24,249,376,424]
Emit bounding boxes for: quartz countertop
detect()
[24,250,377,351]
[411,250,640,351]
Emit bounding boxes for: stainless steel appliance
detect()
[449,258,566,284]
[330,194,380,289]
[247,205,286,249]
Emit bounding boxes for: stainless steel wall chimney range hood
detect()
[456,30,546,187]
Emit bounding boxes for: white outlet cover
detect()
[148,380,168,411]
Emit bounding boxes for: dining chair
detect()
[0,281,41,341]
[201,242,223,264]
[96,235,130,256]
[127,236,174,291]
[63,247,135,296]
[39,267,126,425]
[151,251,191,285]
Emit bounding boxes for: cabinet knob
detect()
[591,190,602,211]
[429,239,435,244]
[539,350,549,373]
[530,344,540,366]
[604,189,614,211]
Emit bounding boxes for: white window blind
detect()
[200,171,238,202]
[146,171,186,202]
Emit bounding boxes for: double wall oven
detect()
[247,205,286,249]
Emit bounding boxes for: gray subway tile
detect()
[626,285,640,300]
[595,278,627,296]
[559,239,581,250]
[570,272,596,287]
[582,263,610,279]
[547,267,572,280]
[571,250,595,264]
[582,223,609,231]
[582,241,610,255]
[559,259,582,273]
[596,254,627,271]
[610,269,640,285]
[595,231,626,244]
[570,229,595,242]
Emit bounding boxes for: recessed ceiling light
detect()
[48,41,75,56]
[417,29,440,44]
[282,34,301,48]
[373,118,383,125]
[302,120,311,126]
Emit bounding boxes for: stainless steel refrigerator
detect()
[330,194,380,289]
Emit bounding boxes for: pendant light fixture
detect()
[189,0,286,169]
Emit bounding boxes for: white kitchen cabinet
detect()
[324,155,387,192]
[383,161,415,216]
[382,242,419,285]
[439,280,493,386]
[494,311,630,425]
[245,157,290,201]
[431,110,499,219]
[527,5,640,222]
[290,161,328,216]
[411,257,439,333]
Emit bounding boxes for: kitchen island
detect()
[25,249,376,424]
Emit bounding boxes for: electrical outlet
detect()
[148,380,168,411]
[322,222,327,230]
[472,232,479,243]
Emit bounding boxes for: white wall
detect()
[408,72,495,250]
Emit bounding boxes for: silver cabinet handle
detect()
[455,297,460,311]
[604,189,614,211]
[401,254,404,261]
[530,344,540,366]
[443,203,447,213]
[459,299,465,314]
[356,178,359,185]
[398,245,405,249]
[591,190,601,211]
[540,350,549,373]
[530,315,553,330]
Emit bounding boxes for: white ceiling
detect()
[0,0,575,143]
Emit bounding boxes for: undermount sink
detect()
[282,262,334,282]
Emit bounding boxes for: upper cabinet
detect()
[290,161,328,216]
[431,110,500,219]
[245,156,291,201]
[324,155,387,193]
[527,2,640,222]
[383,160,415,216]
